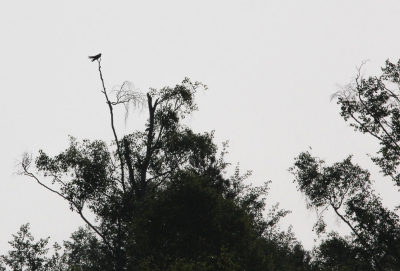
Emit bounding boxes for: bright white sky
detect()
[1,1,400,254]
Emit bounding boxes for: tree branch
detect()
[97,60,126,193]
[123,137,138,195]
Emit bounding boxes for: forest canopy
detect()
[0,56,311,271]
[5,56,400,271]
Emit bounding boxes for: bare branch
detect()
[97,60,126,193]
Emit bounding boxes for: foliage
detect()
[18,74,214,270]
[290,151,400,269]
[130,175,250,269]
[311,232,374,270]
[291,59,400,270]
[8,57,312,270]
[0,224,66,271]
[333,59,400,186]
[128,169,312,270]
[62,226,112,271]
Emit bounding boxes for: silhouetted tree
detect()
[11,55,311,270]
[0,224,66,271]
[290,59,400,270]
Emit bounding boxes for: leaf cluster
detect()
[333,60,400,186]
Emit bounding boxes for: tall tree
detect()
[290,59,400,270]
[18,57,211,269]
[15,56,307,270]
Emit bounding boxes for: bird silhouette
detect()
[88,53,102,62]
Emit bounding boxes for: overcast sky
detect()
[1,1,400,253]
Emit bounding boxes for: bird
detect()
[88,53,102,62]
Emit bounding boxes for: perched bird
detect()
[88,53,102,62]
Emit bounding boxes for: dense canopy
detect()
[1,59,311,271]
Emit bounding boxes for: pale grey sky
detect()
[1,1,400,253]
